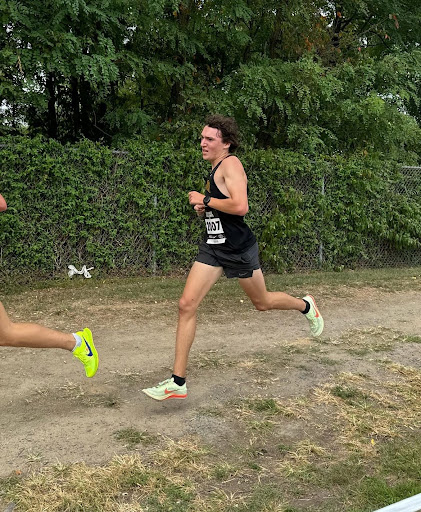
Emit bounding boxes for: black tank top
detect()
[203,155,256,252]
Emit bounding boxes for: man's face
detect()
[200,125,230,161]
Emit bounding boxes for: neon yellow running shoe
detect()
[303,295,324,337]
[142,377,187,401]
[73,328,98,378]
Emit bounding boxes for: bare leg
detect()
[0,302,75,351]
[173,262,223,377]
[238,269,306,311]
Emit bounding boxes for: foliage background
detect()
[1,0,421,276]
[1,0,421,152]
[1,137,420,276]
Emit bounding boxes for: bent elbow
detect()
[236,204,249,216]
[0,195,7,212]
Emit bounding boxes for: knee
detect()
[178,296,199,316]
[0,321,14,345]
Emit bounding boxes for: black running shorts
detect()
[195,241,260,279]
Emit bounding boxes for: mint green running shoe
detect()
[303,295,324,337]
[142,377,187,401]
[73,328,98,377]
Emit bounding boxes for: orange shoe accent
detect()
[164,393,187,400]
[308,295,320,317]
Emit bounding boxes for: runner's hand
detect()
[194,204,205,217]
[188,191,205,206]
[0,194,7,212]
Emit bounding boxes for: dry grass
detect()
[312,363,421,450]
[3,439,207,512]
[323,327,403,354]
[2,437,292,512]
[2,271,421,511]
[192,350,233,370]
[278,440,328,477]
[4,353,421,511]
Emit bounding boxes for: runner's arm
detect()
[0,194,7,212]
[188,160,248,216]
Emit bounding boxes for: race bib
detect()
[205,211,226,244]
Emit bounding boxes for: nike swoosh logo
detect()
[315,310,320,318]
[165,389,175,394]
[84,340,93,357]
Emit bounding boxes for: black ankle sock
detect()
[302,299,310,314]
[172,374,186,386]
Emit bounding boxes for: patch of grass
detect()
[196,406,224,417]
[227,483,289,512]
[1,447,209,512]
[4,398,421,512]
[247,398,281,413]
[3,266,421,314]
[145,480,195,511]
[193,350,231,370]
[348,348,371,356]
[0,474,22,496]
[1,456,147,512]
[26,452,44,463]
[328,327,409,354]
[236,352,272,367]
[318,356,338,366]
[265,266,421,293]
[309,439,421,511]
[248,461,262,472]
[314,455,367,488]
[353,477,421,512]
[331,385,369,403]
[236,397,306,420]
[278,443,292,455]
[211,462,239,480]
[398,334,421,344]
[153,438,211,474]
[314,364,421,448]
[248,419,276,432]
[381,434,421,479]
[283,345,308,355]
[114,428,157,448]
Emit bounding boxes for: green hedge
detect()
[0,136,420,277]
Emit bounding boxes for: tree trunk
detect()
[46,73,57,138]
[269,8,283,59]
[79,79,91,138]
[71,77,80,140]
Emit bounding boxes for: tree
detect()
[0,0,136,141]
[1,0,420,154]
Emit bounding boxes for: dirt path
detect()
[0,286,420,478]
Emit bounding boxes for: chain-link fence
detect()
[247,165,421,272]
[1,139,420,275]
[246,160,322,272]
[356,166,421,268]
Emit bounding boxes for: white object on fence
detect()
[373,493,421,512]
[68,264,94,279]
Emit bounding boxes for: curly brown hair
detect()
[205,115,240,153]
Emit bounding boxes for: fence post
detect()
[319,174,325,266]
[152,194,157,274]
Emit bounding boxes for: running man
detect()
[142,115,323,401]
[0,193,98,377]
